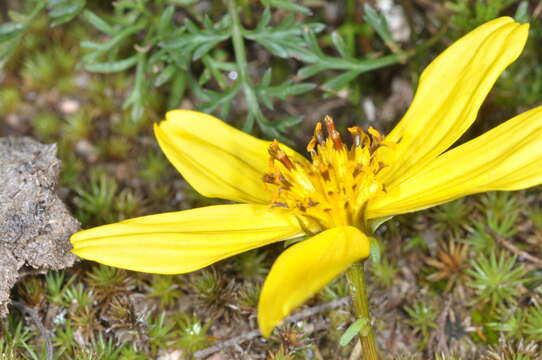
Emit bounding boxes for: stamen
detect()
[348,127,362,147]
[319,163,330,181]
[307,198,319,207]
[368,127,382,141]
[324,115,343,150]
[314,122,325,145]
[279,175,292,189]
[271,202,288,208]
[306,137,317,158]
[263,115,392,229]
[262,173,276,184]
[268,140,295,170]
[352,165,362,178]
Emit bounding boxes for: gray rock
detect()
[0,137,78,317]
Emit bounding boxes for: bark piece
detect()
[0,137,78,317]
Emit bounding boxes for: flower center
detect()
[263,116,393,231]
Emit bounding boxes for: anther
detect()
[324,115,335,133]
[324,115,344,150]
[352,165,362,178]
[314,122,325,145]
[368,127,386,150]
[268,140,295,170]
[375,161,388,174]
[262,173,276,184]
[348,127,363,147]
[307,198,319,207]
[319,163,330,181]
[279,175,292,189]
[306,137,317,157]
[271,202,289,208]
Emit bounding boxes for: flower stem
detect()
[347,262,379,360]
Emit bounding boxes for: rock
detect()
[0,137,78,317]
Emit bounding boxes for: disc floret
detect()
[263,116,393,231]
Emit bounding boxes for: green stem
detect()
[226,0,249,83]
[347,262,379,360]
[225,0,265,132]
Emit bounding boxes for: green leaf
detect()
[257,7,272,29]
[514,1,530,23]
[322,69,361,91]
[167,70,187,109]
[200,82,241,114]
[85,55,139,73]
[169,0,198,5]
[123,54,147,121]
[0,22,24,42]
[257,75,315,110]
[47,0,86,27]
[160,16,230,60]
[200,55,228,89]
[275,116,304,132]
[297,63,327,78]
[0,37,20,68]
[244,16,322,61]
[331,31,348,58]
[0,2,46,68]
[283,235,308,248]
[265,81,316,99]
[302,27,323,55]
[192,42,220,61]
[261,68,272,88]
[158,6,175,36]
[339,317,369,346]
[82,10,114,34]
[261,0,312,15]
[370,216,393,233]
[363,4,394,46]
[154,64,177,87]
[80,40,104,50]
[81,22,145,65]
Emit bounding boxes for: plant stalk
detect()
[225,0,265,132]
[347,262,379,360]
[226,0,249,84]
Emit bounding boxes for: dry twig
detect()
[12,301,53,360]
[194,297,351,358]
[489,228,542,268]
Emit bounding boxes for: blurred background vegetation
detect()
[1,0,542,359]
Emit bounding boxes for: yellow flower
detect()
[71,17,542,337]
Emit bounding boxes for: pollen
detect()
[263,116,393,231]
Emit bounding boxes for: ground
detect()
[1,0,542,359]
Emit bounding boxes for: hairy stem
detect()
[347,262,379,360]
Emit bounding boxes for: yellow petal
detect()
[258,226,370,337]
[154,110,305,204]
[381,17,529,186]
[71,204,303,274]
[369,106,542,218]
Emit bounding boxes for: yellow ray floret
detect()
[258,226,369,337]
[382,17,528,186]
[154,110,304,204]
[71,204,303,274]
